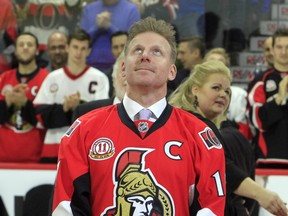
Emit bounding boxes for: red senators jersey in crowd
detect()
[247,68,288,160]
[0,68,48,162]
[52,103,226,215]
[20,0,74,51]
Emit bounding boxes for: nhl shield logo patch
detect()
[138,121,149,133]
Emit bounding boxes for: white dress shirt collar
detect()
[123,94,167,121]
[113,96,121,104]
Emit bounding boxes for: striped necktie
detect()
[138,109,152,121]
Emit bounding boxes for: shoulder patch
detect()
[50,83,59,93]
[265,79,277,92]
[65,119,81,137]
[198,127,222,150]
[89,138,115,160]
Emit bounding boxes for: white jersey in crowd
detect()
[34,66,109,146]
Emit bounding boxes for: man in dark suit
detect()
[72,52,126,121]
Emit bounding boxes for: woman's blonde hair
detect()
[203,47,230,67]
[168,60,231,126]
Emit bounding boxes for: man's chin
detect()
[17,59,34,65]
[16,55,35,65]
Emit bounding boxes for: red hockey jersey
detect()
[52,103,226,215]
[0,68,48,162]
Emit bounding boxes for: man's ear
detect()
[86,48,91,56]
[193,48,200,57]
[168,64,177,81]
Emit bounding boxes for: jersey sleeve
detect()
[0,100,10,124]
[33,75,71,128]
[0,73,10,123]
[247,77,287,131]
[52,119,91,215]
[33,74,53,104]
[247,78,266,131]
[21,100,38,126]
[94,73,109,100]
[193,126,226,215]
[225,156,247,194]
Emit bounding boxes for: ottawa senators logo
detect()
[198,127,222,150]
[102,148,175,216]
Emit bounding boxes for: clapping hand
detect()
[274,75,288,105]
[4,84,29,107]
[96,11,111,29]
[63,91,81,112]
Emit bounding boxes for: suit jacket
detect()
[72,97,114,122]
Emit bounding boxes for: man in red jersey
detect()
[52,17,226,216]
[0,32,49,162]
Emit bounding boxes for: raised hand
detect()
[63,91,81,112]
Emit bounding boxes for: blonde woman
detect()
[169,60,287,216]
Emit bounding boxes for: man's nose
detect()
[55,48,60,53]
[140,51,151,62]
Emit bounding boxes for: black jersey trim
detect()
[117,103,173,139]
